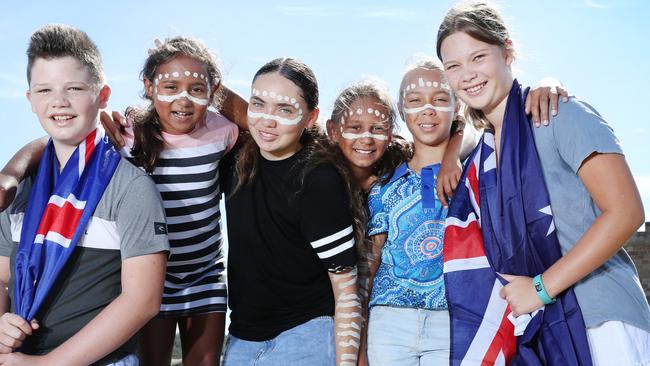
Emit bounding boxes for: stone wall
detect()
[625,222,650,300]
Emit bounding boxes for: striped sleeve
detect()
[301,164,357,273]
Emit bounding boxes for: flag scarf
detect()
[443,81,592,365]
[14,128,121,321]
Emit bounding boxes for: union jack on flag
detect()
[443,81,592,365]
[14,128,121,321]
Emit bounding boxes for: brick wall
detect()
[625,222,650,300]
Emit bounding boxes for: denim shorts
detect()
[367,306,450,366]
[222,316,335,366]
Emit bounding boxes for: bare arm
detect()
[0,137,48,211]
[0,252,167,366]
[501,153,644,316]
[357,234,386,366]
[219,84,249,130]
[329,267,362,366]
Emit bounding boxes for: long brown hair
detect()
[130,36,224,173]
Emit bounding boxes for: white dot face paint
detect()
[172,72,179,78]
[248,88,306,126]
[184,71,191,76]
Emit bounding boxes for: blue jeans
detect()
[367,306,450,366]
[222,316,335,366]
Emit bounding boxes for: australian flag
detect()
[14,128,121,321]
[443,81,593,365]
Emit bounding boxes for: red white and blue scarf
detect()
[14,128,121,321]
[443,81,592,365]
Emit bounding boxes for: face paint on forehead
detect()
[339,106,387,125]
[153,70,213,106]
[248,88,305,125]
[402,77,451,97]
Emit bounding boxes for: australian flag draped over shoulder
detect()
[14,128,121,321]
[443,80,592,365]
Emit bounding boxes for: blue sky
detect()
[2,0,649,220]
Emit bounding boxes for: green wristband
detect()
[533,274,556,305]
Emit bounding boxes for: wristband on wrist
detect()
[533,274,556,305]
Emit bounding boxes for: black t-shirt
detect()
[224,148,357,341]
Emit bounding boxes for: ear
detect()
[26,89,35,113]
[144,78,154,99]
[97,85,111,109]
[504,39,515,67]
[325,119,340,142]
[306,107,320,128]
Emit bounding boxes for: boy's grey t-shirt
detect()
[532,97,650,332]
[0,159,169,363]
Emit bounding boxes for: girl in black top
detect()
[222,58,363,366]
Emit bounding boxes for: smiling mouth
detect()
[353,148,376,155]
[50,115,76,121]
[172,111,193,119]
[257,130,278,141]
[465,81,487,95]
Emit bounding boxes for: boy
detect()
[0,24,168,366]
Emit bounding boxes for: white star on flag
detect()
[539,205,556,236]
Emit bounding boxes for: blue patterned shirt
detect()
[367,162,448,310]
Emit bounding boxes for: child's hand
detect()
[436,156,462,208]
[100,110,129,149]
[525,82,569,127]
[0,314,39,354]
[0,173,18,212]
[498,274,544,317]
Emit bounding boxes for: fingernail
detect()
[535,122,540,128]
[543,120,549,126]
[563,97,569,102]
[551,109,557,116]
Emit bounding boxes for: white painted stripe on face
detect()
[246,110,303,126]
[341,132,388,141]
[402,104,454,115]
[156,90,209,106]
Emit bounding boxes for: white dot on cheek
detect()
[294,103,300,109]
[374,110,380,117]
[357,108,362,115]
[367,108,373,114]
